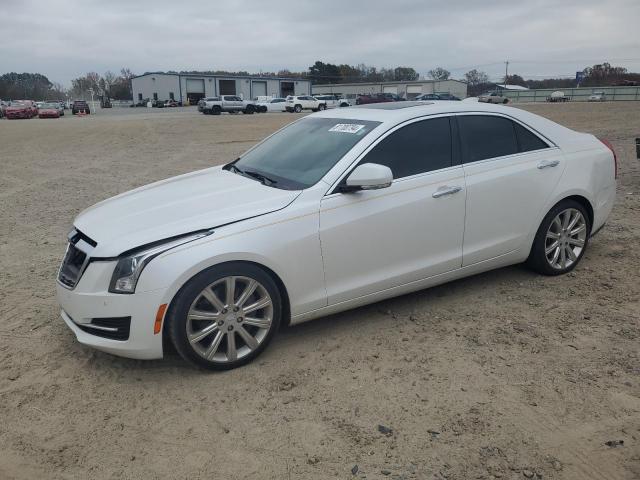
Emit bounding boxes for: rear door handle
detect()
[537,159,560,169]
[432,185,462,198]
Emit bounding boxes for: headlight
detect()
[108,230,212,294]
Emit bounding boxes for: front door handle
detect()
[432,185,462,198]
[537,159,560,169]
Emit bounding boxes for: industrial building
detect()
[131,73,312,105]
[312,79,467,99]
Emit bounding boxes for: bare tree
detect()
[427,67,451,80]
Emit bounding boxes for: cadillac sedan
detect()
[57,102,617,370]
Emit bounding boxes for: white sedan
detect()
[57,101,617,370]
[255,97,287,112]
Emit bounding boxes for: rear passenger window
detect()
[459,115,518,163]
[362,117,452,179]
[514,123,549,152]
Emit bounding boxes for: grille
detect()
[58,244,87,288]
[77,317,131,341]
[57,229,97,289]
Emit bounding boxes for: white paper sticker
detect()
[328,123,366,134]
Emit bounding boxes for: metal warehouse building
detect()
[312,79,467,99]
[131,73,312,105]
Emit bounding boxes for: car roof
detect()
[310,101,580,146]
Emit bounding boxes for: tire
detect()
[502,99,508,104]
[318,104,326,111]
[167,262,282,370]
[244,105,255,114]
[340,103,349,108]
[212,106,221,115]
[294,104,302,113]
[527,199,591,276]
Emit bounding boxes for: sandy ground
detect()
[0,103,638,480]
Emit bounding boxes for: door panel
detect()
[462,149,565,265]
[320,168,466,305]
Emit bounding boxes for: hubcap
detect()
[545,208,587,270]
[186,276,273,363]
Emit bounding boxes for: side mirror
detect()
[341,163,393,192]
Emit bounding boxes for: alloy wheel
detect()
[544,208,587,270]
[186,276,273,363]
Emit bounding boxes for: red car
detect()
[38,102,61,118]
[5,100,37,119]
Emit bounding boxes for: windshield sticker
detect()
[329,123,366,134]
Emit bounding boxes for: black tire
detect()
[527,199,591,276]
[318,104,326,111]
[260,106,267,113]
[212,106,221,115]
[244,105,255,114]
[294,104,302,113]
[502,99,508,104]
[167,262,282,371]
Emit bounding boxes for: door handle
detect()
[432,185,462,198]
[537,159,560,169]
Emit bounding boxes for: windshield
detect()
[230,117,380,190]
[43,103,58,108]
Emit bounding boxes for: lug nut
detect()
[237,317,243,323]
[227,325,234,331]
[233,307,239,312]
[218,320,224,326]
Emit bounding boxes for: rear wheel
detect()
[212,106,221,115]
[244,105,255,114]
[168,263,282,370]
[318,104,326,111]
[527,200,590,275]
[294,104,302,113]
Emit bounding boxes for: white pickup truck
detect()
[200,95,257,115]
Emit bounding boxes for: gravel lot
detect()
[0,103,638,480]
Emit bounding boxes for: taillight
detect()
[599,138,617,179]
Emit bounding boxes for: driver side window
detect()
[361,117,453,179]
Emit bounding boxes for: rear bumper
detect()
[56,261,167,360]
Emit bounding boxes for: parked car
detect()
[56,101,616,370]
[313,95,341,109]
[38,102,62,118]
[5,100,37,119]
[255,97,287,113]
[355,94,390,105]
[285,95,326,113]
[547,91,570,102]
[164,99,180,107]
[415,93,461,101]
[71,100,90,115]
[478,92,509,104]
[338,94,357,107]
[588,92,606,102]
[201,95,257,115]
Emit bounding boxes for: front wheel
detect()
[167,263,282,370]
[318,104,326,111]
[294,104,302,113]
[527,200,590,275]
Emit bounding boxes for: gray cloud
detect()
[1,0,639,85]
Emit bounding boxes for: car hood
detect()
[74,166,301,257]
[40,108,58,113]
[7,106,28,111]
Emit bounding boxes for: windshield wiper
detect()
[242,169,278,186]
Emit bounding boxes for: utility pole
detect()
[504,60,509,87]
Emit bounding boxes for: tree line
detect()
[1,62,638,101]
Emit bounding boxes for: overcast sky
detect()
[2,0,639,85]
